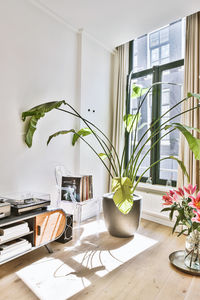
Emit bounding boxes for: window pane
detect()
[150,32,159,47]
[169,20,185,62]
[129,74,153,179]
[132,35,147,72]
[151,48,159,63]
[160,27,169,43]
[132,19,184,71]
[161,44,169,59]
[159,66,184,181]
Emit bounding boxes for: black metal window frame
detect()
[126,41,184,186]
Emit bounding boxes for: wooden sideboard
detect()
[0,208,66,265]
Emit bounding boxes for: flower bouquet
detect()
[162,184,200,270]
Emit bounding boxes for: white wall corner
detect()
[29,0,116,54]
[79,28,116,55]
[29,0,78,32]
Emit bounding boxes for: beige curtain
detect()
[178,12,200,188]
[111,43,129,166]
[107,43,129,190]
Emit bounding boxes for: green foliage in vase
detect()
[21,84,200,214]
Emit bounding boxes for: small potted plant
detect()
[162,184,200,270]
[21,83,200,237]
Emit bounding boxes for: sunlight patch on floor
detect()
[72,233,158,277]
[16,219,158,300]
[16,257,91,300]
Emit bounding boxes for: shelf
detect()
[0,208,67,265]
[0,210,49,227]
[0,242,53,265]
[0,247,33,265]
[0,231,34,245]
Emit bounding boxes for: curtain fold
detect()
[177,12,200,188]
[111,43,129,180]
[108,43,129,192]
[112,43,129,160]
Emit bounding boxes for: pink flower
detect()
[175,187,184,197]
[192,210,200,223]
[184,184,197,195]
[169,190,176,197]
[188,191,200,210]
[162,192,177,205]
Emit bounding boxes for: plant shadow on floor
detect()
[53,231,134,280]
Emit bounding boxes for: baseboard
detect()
[142,209,174,227]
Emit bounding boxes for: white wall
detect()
[0,0,113,203]
[79,32,113,198]
[136,183,175,227]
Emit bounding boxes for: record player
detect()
[0,193,51,215]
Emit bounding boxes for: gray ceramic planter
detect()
[103,193,142,238]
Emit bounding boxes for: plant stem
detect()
[132,156,178,193]
[123,82,182,177]
[56,106,120,177]
[74,131,113,178]
[128,103,200,181]
[131,128,175,181]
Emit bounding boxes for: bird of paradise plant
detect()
[21,83,200,215]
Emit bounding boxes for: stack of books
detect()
[0,238,32,262]
[61,175,93,202]
[0,221,30,243]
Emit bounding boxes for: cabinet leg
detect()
[44,244,53,254]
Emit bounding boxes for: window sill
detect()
[135,182,173,195]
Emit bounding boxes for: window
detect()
[127,19,185,185]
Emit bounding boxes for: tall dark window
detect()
[127,19,185,185]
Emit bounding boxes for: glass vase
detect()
[184,230,200,271]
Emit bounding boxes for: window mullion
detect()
[151,66,161,184]
[155,67,162,183]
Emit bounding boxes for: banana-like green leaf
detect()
[22,101,66,148]
[187,92,200,100]
[47,130,75,145]
[98,153,108,160]
[111,177,134,214]
[165,123,200,160]
[131,84,148,99]
[123,113,141,132]
[168,155,189,181]
[22,101,66,121]
[24,116,39,148]
[179,124,200,134]
[72,128,92,145]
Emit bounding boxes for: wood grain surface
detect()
[0,217,200,300]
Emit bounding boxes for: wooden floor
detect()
[0,217,200,300]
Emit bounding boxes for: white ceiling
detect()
[33,0,200,51]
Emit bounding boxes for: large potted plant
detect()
[21,83,200,237]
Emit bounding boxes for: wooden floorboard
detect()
[0,217,200,300]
